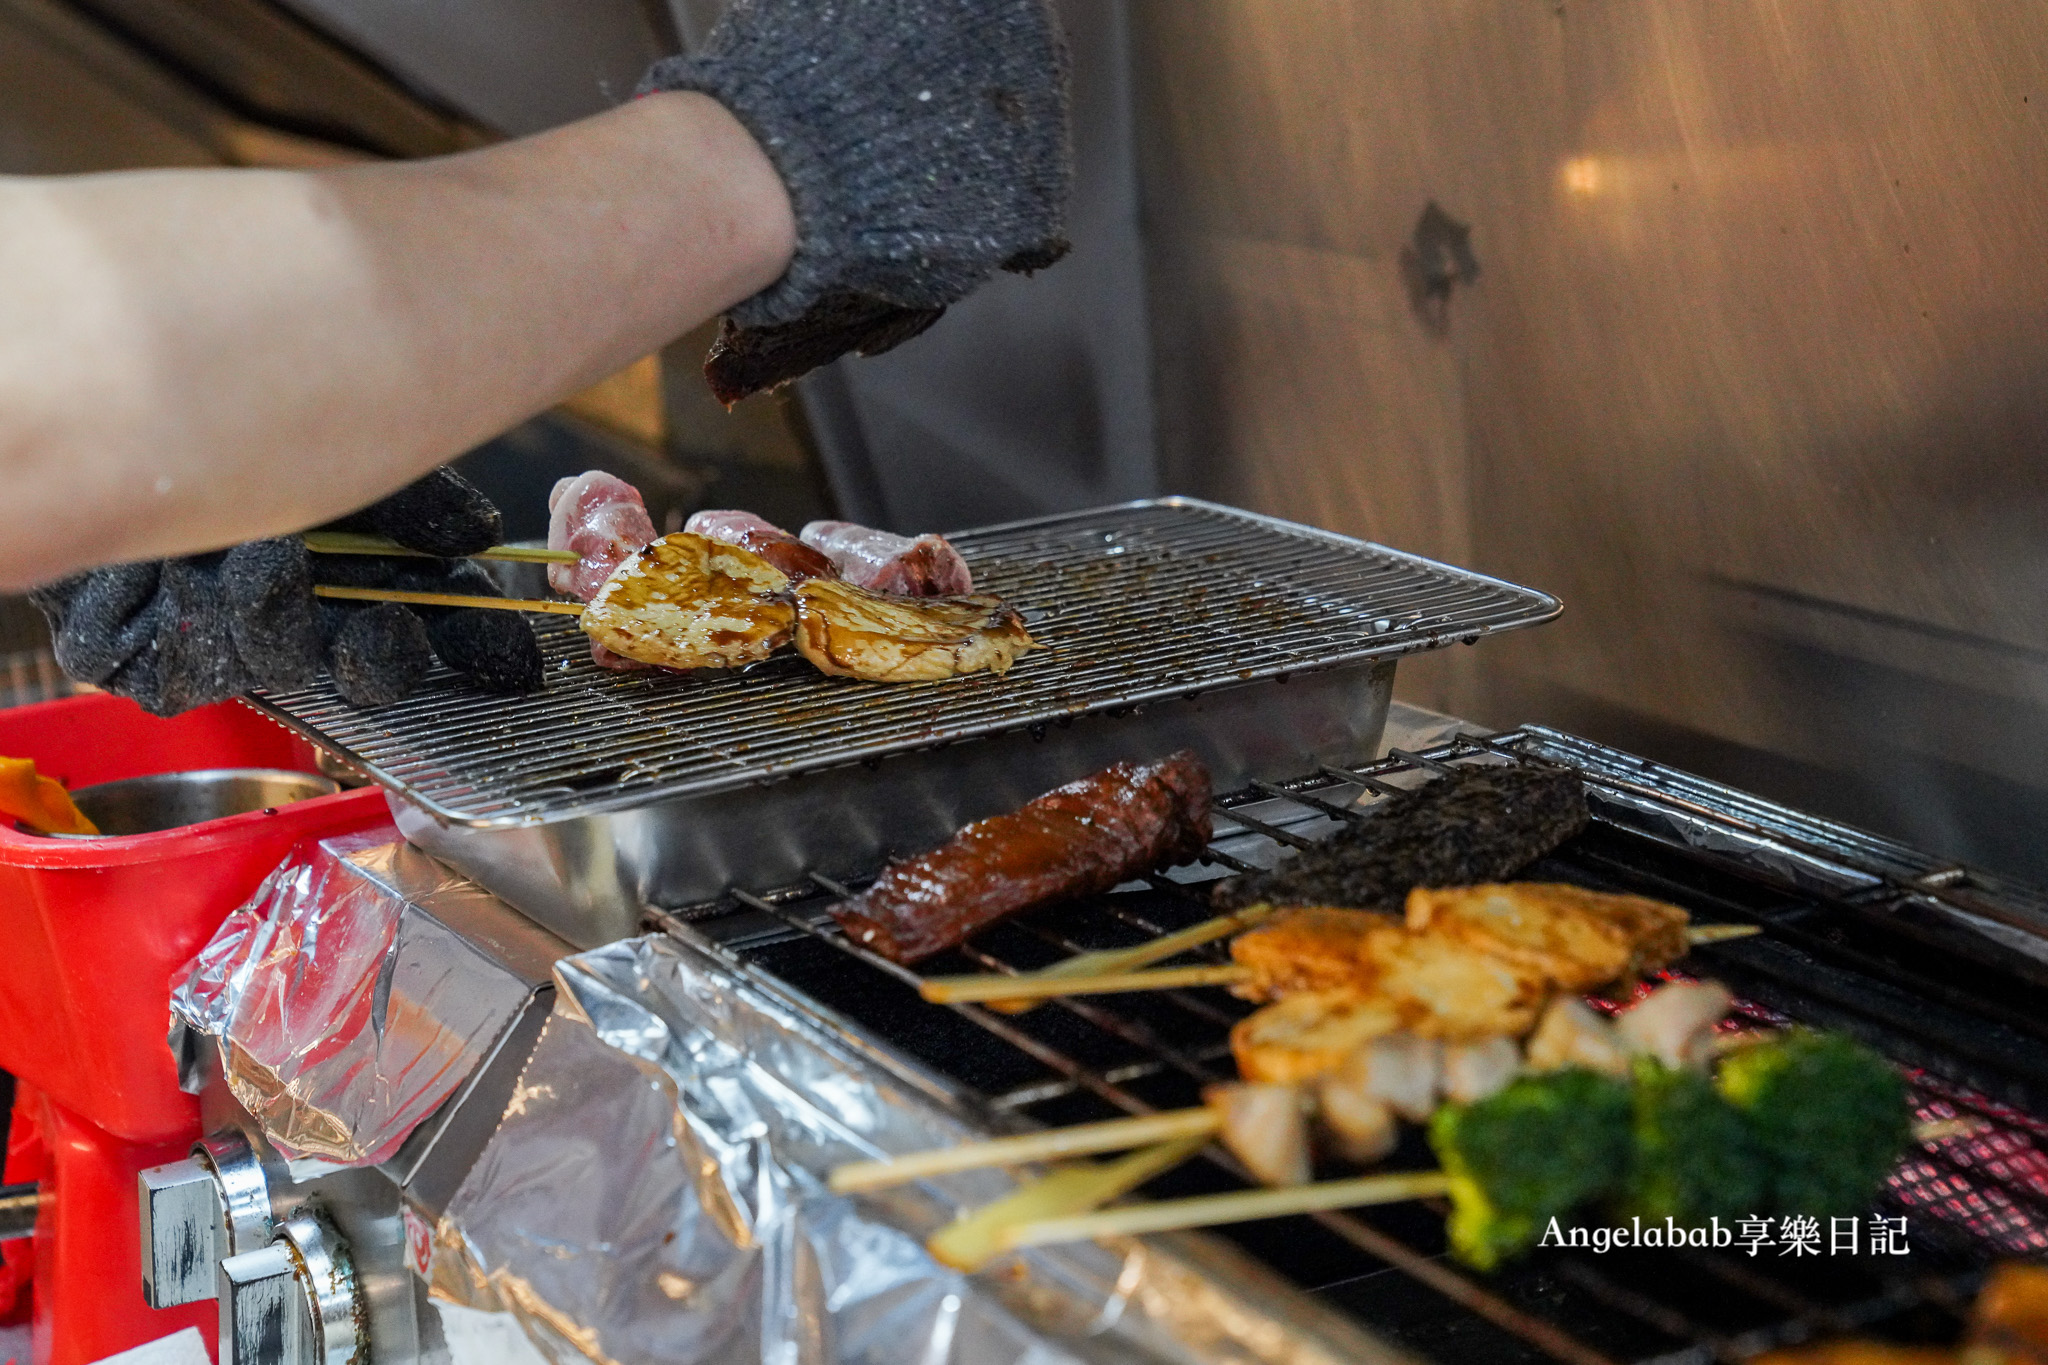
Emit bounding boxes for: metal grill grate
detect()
[246,499,1557,826]
[666,733,2048,1365]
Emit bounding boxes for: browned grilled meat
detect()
[833,752,1213,964]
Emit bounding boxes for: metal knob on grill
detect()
[139,1129,274,1309]
[218,1208,364,1365]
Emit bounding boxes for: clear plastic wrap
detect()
[170,832,544,1166]
[429,932,1409,1365]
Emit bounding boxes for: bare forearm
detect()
[0,91,792,589]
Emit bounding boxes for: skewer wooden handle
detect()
[312,585,586,616]
[920,962,1249,1004]
[303,530,578,563]
[831,1107,1220,1194]
[994,1170,1453,1253]
[921,925,1765,1006]
[985,903,1280,1015]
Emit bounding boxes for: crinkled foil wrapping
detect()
[431,932,1414,1365]
[170,832,540,1165]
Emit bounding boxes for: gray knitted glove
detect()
[639,0,1072,403]
[30,468,544,716]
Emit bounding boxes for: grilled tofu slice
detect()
[582,533,794,670]
[791,579,1037,682]
[1366,928,1552,1038]
[1230,907,1394,998]
[1405,883,1691,988]
[1231,990,1403,1084]
[1232,906,1551,1037]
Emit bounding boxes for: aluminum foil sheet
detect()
[170,832,544,1166]
[430,932,1411,1365]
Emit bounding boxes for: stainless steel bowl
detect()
[44,768,340,838]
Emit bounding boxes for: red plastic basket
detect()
[0,694,389,1144]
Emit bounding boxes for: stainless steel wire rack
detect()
[664,730,2048,1365]
[247,499,1558,826]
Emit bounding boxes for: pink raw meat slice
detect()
[547,471,658,670]
[799,520,973,596]
[683,510,838,581]
[548,471,657,601]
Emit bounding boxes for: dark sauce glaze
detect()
[833,752,1214,964]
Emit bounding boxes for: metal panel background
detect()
[267,0,674,135]
[799,0,1157,530]
[1132,1,2048,883]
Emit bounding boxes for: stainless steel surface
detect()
[802,0,1158,531]
[279,499,1551,945]
[394,660,1397,947]
[198,1130,275,1257]
[220,1240,309,1365]
[253,499,1557,825]
[429,933,1414,1365]
[1127,2,2048,885]
[216,1207,366,1365]
[50,768,337,837]
[279,1209,365,1365]
[268,0,671,135]
[141,1159,219,1308]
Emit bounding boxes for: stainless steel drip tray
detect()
[252,498,1559,946]
[391,662,1396,946]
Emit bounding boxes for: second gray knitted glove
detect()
[640,0,1072,402]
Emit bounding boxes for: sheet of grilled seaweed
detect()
[1212,763,1589,910]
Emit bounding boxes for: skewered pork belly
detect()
[1213,764,1588,910]
[684,509,839,582]
[548,471,661,670]
[580,534,794,670]
[548,471,657,601]
[801,520,974,596]
[792,578,1037,682]
[832,752,1213,964]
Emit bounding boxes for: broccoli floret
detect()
[1716,1030,1910,1217]
[1620,1057,1768,1224]
[1429,1068,1633,1271]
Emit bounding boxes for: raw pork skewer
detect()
[801,520,974,596]
[684,510,839,581]
[547,471,660,669]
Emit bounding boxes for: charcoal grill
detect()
[654,727,2048,1365]
[249,498,1559,945]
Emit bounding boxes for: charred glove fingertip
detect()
[327,467,503,559]
[323,602,434,708]
[221,538,322,693]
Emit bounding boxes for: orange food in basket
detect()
[0,755,95,835]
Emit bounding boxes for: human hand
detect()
[30,468,544,715]
[640,0,1073,403]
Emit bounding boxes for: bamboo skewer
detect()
[922,962,1248,1004]
[927,1134,1212,1271]
[919,924,1765,1006]
[835,1102,1971,1197]
[984,902,1281,1015]
[831,1107,1221,1194]
[303,530,578,563]
[311,585,586,616]
[994,1171,1454,1254]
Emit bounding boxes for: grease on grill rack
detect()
[676,736,2048,1365]
[245,501,1558,825]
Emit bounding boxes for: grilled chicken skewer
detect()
[920,884,1747,1004]
[318,530,1038,682]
